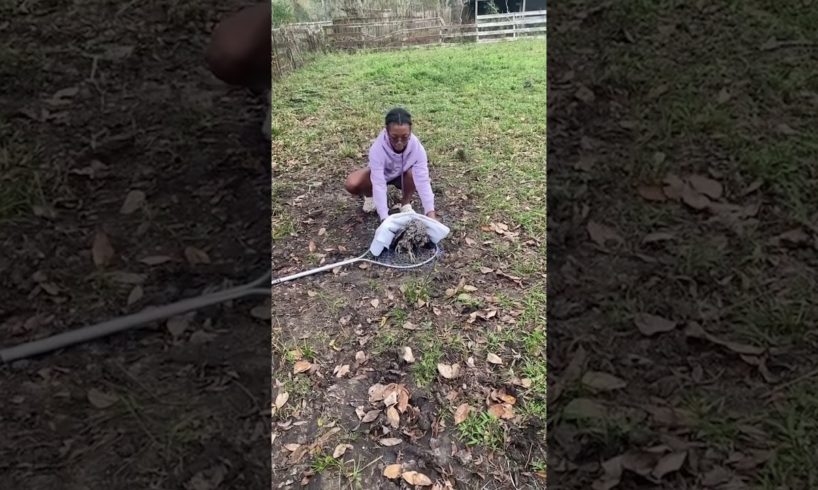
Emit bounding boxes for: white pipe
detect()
[1,271,270,364]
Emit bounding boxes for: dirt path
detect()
[1,1,271,487]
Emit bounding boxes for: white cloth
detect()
[369,211,450,256]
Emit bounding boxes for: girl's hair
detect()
[385,107,412,127]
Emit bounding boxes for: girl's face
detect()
[387,123,411,152]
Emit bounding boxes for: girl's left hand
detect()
[426,210,438,221]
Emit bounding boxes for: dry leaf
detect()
[332,444,352,458]
[284,443,301,452]
[681,185,711,210]
[652,450,687,479]
[397,385,410,413]
[637,185,667,202]
[293,360,312,374]
[184,246,210,265]
[166,316,189,337]
[384,464,402,479]
[454,403,471,424]
[308,240,316,253]
[355,351,367,363]
[702,466,731,487]
[334,365,350,378]
[486,353,503,365]
[688,175,723,199]
[401,347,415,363]
[582,371,627,391]
[386,406,400,428]
[371,298,380,308]
[437,363,461,379]
[592,456,623,490]
[575,85,595,103]
[402,471,433,486]
[662,174,685,200]
[587,221,624,247]
[275,392,289,409]
[139,255,171,265]
[563,398,607,420]
[189,330,216,344]
[685,322,764,355]
[642,232,674,244]
[480,266,494,273]
[120,190,146,214]
[488,403,514,419]
[634,313,677,336]
[361,410,381,423]
[127,285,143,305]
[379,438,402,447]
[92,231,115,267]
[368,384,386,403]
[465,237,476,246]
[87,388,117,409]
[250,303,271,320]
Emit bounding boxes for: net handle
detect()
[271,243,440,285]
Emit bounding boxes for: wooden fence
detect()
[476,9,547,43]
[271,11,545,78]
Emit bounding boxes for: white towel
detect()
[369,211,450,256]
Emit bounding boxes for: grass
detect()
[457,410,506,449]
[271,38,547,479]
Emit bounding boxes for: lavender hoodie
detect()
[368,128,435,221]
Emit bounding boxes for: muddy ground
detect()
[1,1,271,488]
[548,1,818,489]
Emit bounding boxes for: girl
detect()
[345,108,438,222]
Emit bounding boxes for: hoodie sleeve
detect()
[369,145,390,221]
[412,143,435,215]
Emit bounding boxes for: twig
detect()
[766,366,818,399]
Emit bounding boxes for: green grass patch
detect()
[456,410,506,449]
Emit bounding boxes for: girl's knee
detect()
[344,174,360,194]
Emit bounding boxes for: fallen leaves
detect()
[293,360,313,374]
[487,403,514,420]
[386,406,400,428]
[379,437,402,447]
[184,246,210,265]
[120,190,146,214]
[274,391,289,409]
[384,464,402,479]
[401,347,415,363]
[634,313,677,336]
[587,221,624,247]
[92,231,115,266]
[127,285,143,305]
[454,403,471,424]
[688,174,723,199]
[593,448,688,489]
[486,353,503,365]
[87,388,118,409]
[402,471,433,486]
[333,364,350,378]
[139,255,172,265]
[581,371,627,392]
[332,444,352,458]
[437,363,462,379]
[562,398,607,420]
[685,322,765,356]
[361,410,380,423]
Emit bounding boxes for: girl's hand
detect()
[426,210,438,221]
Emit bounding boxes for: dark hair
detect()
[385,107,412,127]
